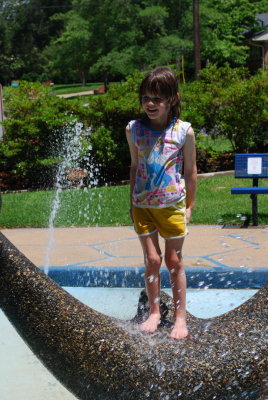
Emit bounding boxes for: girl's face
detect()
[141,92,171,127]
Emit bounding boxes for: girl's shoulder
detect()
[174,119,191,133]
[127,119,141,131]
[127,119,136,127]
[128,118,147,128]
[171,119,192,146]
[127,119,144,144]
[127,119,148,134]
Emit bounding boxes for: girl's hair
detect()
[139,67,181,120]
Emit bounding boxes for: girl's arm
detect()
[183,127,197,223]
[126,125,138,220]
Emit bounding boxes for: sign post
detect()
[0,84,4,139]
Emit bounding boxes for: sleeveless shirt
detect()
[129,118,191,208]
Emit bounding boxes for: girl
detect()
[126,67,197,340]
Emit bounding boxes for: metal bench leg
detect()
[250,193,258,226]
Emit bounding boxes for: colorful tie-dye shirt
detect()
[129,118,191,208]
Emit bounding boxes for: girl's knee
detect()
[165,253,183,272]
[145,253,162,271]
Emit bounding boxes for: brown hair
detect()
[139,67,181,120]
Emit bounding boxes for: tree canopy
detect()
[0,0,267,84]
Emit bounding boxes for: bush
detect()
[0,81,85,189]
[82,71,143,182]
[181,64,268,153]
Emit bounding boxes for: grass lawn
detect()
[1,175,268,228]
[2,82,103,97]
[196,134,233,153]
[195,175,268,225]
[52,83,103,95]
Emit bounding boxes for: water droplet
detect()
[148,275,155,283]
[193,382,203,391]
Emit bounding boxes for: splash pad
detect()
[0,232,267,400]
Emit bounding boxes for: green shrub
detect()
[0,81,85,188]
[181,64,268,153]
[82,71,143,182]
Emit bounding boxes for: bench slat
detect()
[231,187,268,194]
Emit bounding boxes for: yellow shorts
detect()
[132,201,187,239]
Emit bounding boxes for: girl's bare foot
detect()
[140,313,161,333]
[170,317,188,340]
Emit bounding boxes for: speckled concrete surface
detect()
[0,232,267,400]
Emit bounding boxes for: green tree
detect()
[48,0,267,81]
[0,9,10,84]
[45,11,92,84]
[47,0,193,81]
[2,0,267,82]
[0,0,71,82]
[200,0,267,65]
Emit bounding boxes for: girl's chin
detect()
[146,111,158,118]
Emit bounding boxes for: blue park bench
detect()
[231,153,268,226]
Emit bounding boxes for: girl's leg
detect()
[139,231,162,333]
[165,238,188,339]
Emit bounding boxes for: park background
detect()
[0,0,267,227]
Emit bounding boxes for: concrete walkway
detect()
[57,90,94,98]
[2,225,268,272]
